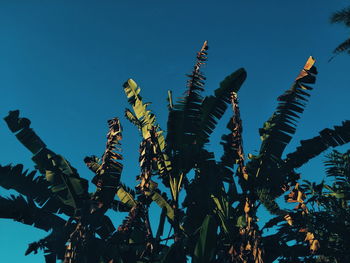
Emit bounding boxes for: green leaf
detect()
[116,185,137,208]
[124,108,144,131]
[34,150,89,212]
[149,191,174,222]
[123,79,172,181]
[123,79,156,139]
[193,215,218,263]
[211,195,230,235]
[4,111,89,214]
[236,215,246,228]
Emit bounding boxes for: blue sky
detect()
[1,1,350,262]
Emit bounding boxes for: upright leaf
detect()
[166,41,209,154]
[259,57,317,158]
[92,118,123,208]
[123,79,172,180]
[193,215,218,263]
[123,79,156,139]
[196,68,247,147]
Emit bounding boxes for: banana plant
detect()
[123,43,350,263]
[1,112,135,263]
[1,42,350,263]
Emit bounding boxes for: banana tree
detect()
[122,43,350,263]
[1,42,350,263]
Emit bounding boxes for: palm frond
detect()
[330,6,350,56]
[324,149,350,181]
[284,121,350,169]
[246,57,319,214]
[333,38,350,54]
[330,7,350,26]
[0,195,66,231]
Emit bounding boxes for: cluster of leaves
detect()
[262,150,350,263]
[1,42,350,263]
[302,150,350,262]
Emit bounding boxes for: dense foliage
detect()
[1,42,350,263]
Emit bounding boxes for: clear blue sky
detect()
[1,1,350,262]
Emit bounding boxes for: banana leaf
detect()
[4,110,89,214]
[259,57,317,159]
[285,121,350,169]
[123,79,172,180]
[123,79,157,139]
[167,42,208,150]
[196,68,247,147]
[92,118,123,208]
[192,215,218,263]
[116,184,137,208]
[0,195,66,231]
[148,190,174,222]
